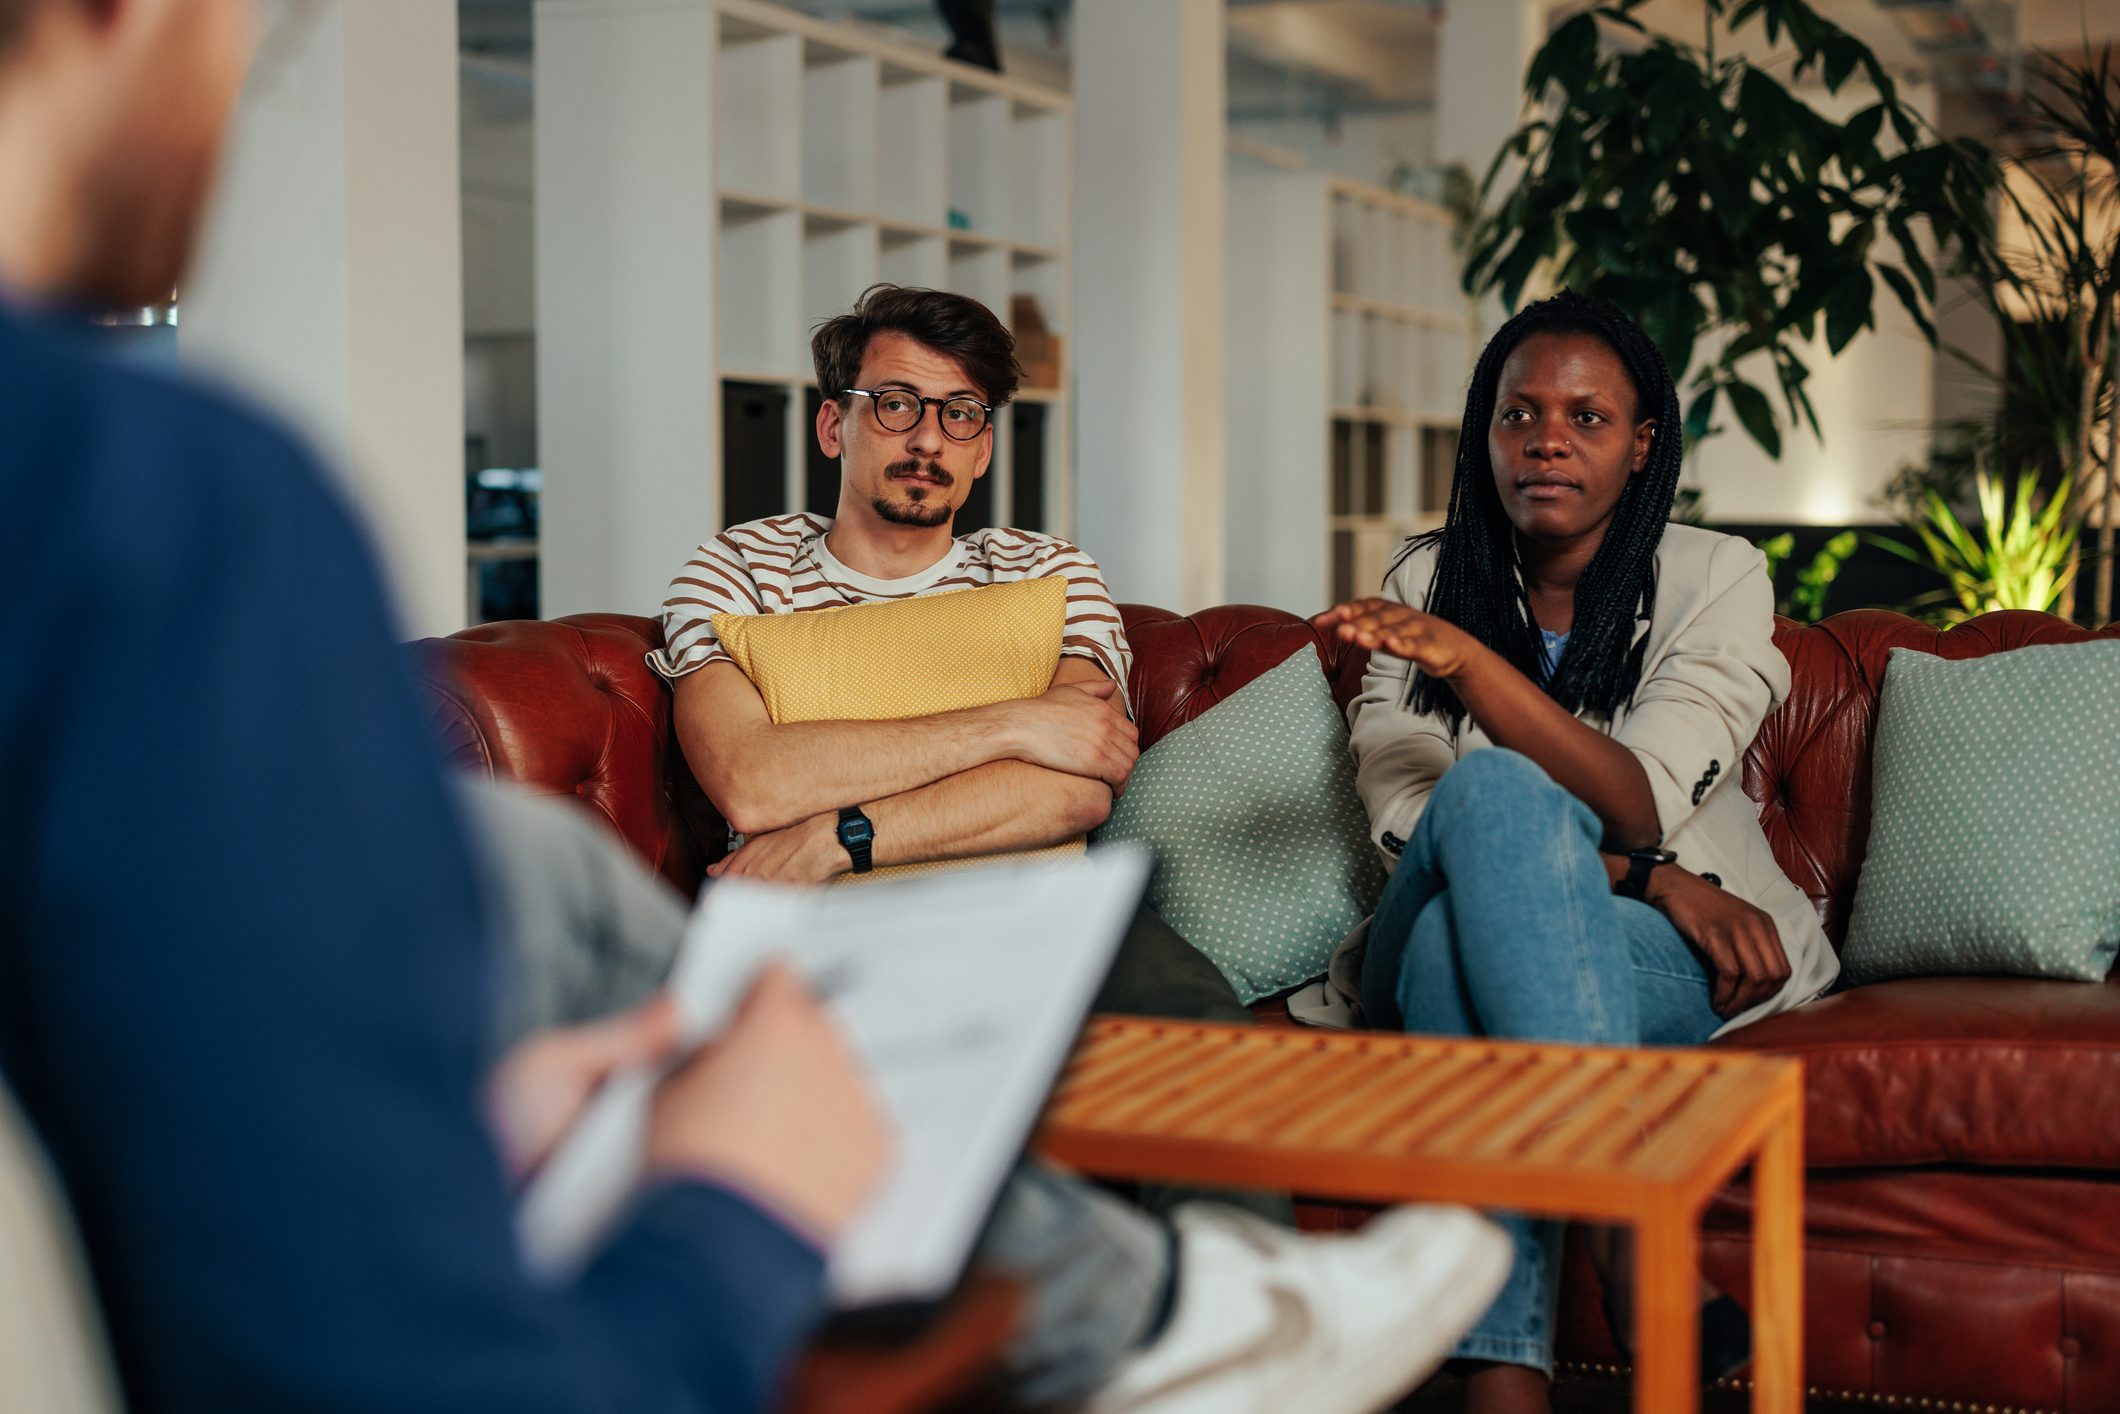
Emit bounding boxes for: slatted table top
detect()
[1040,1017,1803,1222]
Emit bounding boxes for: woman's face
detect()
[1486,331,1657,548]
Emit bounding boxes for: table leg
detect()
[1751,1105,1804,1413]
[1634,1208,1699,1414]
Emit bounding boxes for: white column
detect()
[1224,171,1330,614]
[1435,0,1546,342]
[1435,0,1547,175]
[182,0,468,640]
[1072,0,1226,613]
[532,0,719,621]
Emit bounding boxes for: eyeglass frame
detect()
[840,387,994,441]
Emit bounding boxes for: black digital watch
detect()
[1615,846,1677,901]
[836,805,875,875]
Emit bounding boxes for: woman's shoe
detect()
[1607,1292,1753,1384]
[1587,1225,1753,1386]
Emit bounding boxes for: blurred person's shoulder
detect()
[0,307,359,582]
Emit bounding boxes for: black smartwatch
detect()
[836,806,875,875]
[1615,847,1677,901]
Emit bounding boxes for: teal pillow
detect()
[1842,641,2120,985]
[1094,647,1387,1003]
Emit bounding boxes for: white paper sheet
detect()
[517,845,1150,1309]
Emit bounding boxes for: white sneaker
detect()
[1086,1203,1511,1414]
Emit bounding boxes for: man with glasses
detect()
[654,284,1261,1076]
[645,285,1510,1410]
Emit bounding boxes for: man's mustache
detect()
[886,459,953,487]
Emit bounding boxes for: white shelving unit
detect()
[1226,171,1471,613]
[535,0,1072,618]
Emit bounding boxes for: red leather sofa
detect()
[412,604,2120,1414]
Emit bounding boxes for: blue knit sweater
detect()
[0,305,822,1412]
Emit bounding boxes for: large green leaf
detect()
[1527,12,1601,98]
[1876,264,1937,343]
[1825,266,1875,354]
[1684,385,1720,443]
[1725,378,1783,458]
[1821,34,1864,92]
[1491,221,1554,311]
[1462,0,2000,458]
[1548,122,1588,187]
[1651,285,1702,384]
[1640,55,1699,154]
[1886,213,1936,299]
[1843,103,1886,162]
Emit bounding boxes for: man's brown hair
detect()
[812,283,1021,411]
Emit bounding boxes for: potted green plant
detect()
[1464,0,1997,459]
[1756,531,1859,623]
[1875,470,2081,624]
[1955,47,2119,623]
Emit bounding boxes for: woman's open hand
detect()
[1311,599,1481,680]
[1646,869,1792,1018]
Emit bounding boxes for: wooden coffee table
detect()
[1037,1018,1803,1414]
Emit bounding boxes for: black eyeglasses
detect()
[843,387,992,440]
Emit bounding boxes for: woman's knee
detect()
[1438,747,1546,796]
[1394,893,1478,1034]
[1402,892,1455,965]
[1432,748,1576,826]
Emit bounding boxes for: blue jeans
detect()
[1359,749,1724,1376]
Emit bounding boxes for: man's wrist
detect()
[812,813,852,878]
[959,699,1021,765]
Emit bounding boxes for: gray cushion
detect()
[1842,642,2120,985]
[1095,647,1387,1003]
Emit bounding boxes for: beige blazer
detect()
[1296,523,1837,1039]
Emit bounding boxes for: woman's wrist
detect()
[1640,862,1688,907]
[1604,850,1685,905]
[1440,636,1504,688]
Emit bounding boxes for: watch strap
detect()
[836,806,874,874]
[1617,847,1675,901]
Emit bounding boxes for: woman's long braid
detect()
[1405,291,1686,727]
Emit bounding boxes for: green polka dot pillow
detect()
[1842,641,2120,985]
[1093,646,1387,1003]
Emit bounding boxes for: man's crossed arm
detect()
[672,656,1138,882]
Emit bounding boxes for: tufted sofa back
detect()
[410,613,726,892]
[409,603,2118,938]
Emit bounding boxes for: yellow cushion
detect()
[711,578,1087,881]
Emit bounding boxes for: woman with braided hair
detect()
[1310,292,1838,1413]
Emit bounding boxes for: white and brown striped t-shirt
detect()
[648,513,1135,715]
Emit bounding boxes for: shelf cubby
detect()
[947,89,1010,238]
[802,48,879,214]
[717,27,799,203]
[878,71,947,229]
[801,215,879,334]
[880,228,947,289]
[540,0,1075,614]
[1228,169,1470,611]
[719,203,803,377]
[1010,104,1068,250]
[946,241,1009,320]
[1010,255,1063,326]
